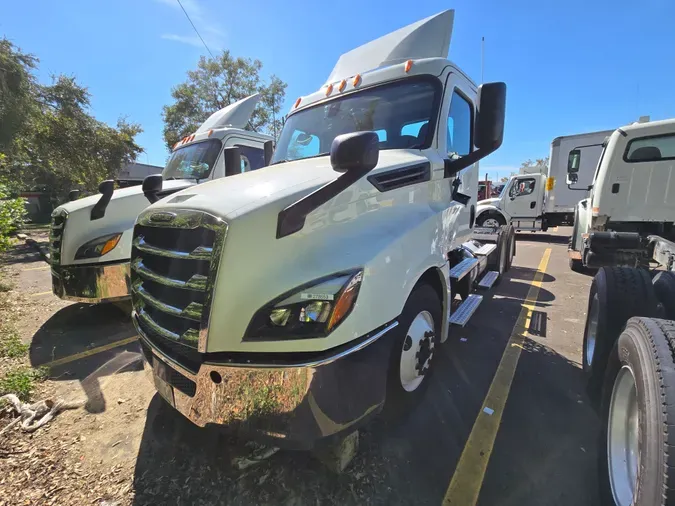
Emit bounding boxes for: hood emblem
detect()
[149,212,177,223]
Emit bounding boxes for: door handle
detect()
[530,201,536,209]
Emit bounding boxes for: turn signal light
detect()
[325,83,334,96]
[353,74,361,87]
[404,60,413,73]
[326,272,363,332]
[294,97,302,108]
[208,129,214,137]
[338,79,347,92]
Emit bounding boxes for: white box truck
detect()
[49,94,273,303]
[565,118,675,504]
[475,129,611,231]
[129,10,515,448]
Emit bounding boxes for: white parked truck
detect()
[475,129,610,231]
[49,94,273,303]
[130,10,516,449]
[567,118,675,504]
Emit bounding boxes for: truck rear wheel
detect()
[583,267,658,404]
[653,271,675,320]
[598,318,675,506]
[383,284,441,420]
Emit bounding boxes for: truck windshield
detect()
[272,78,440,164]
[162,139,222,180]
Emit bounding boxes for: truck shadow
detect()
[130,288,599,506]
[1,242,46,265]
[508,266,556,283]
[29,302,141,414]
[516,233,570,245]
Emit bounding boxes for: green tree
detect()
[0,39,38,153]
[0,40,143,201]
[162,51,287,150]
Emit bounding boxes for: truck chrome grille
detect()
[131,210,227,355]
[49,209,68,265]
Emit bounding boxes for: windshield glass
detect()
[272,78,440,164]
[162,139,222,180]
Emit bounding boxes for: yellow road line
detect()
[442,247,552,506]
[43,335,139,368]
[31,291,53,297]
[23,265,50,271]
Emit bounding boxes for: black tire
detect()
[382,284,441,421]
[583,267,659,405]
[598,318,675,505]
[476,212,506,228]
[653,271,675,320]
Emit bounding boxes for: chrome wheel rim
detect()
[399,310,435,392]
[608,365,639,506]
[586,294,599,366]
[483,218,500,228]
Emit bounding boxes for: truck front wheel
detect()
[598,318,675,506]
[476,212,506,229]
[383,284,441,420]
[583,267,658,405]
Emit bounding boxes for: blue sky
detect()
[2,0,674,180]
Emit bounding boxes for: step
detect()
[448,258,479,281]
[474,243,497,256]
[478,270,499,289]
[448,294,483,327]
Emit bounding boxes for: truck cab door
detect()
[503,175,542,218]
[437,70,478,242]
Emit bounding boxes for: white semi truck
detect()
[475,129,610,231]
[567,118,675,504]
[129,10,516,448]
[49,94,273,303]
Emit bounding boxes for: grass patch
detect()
[0,367,47,401]
[0,331,28,358]
[0,280,11,292]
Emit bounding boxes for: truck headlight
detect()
[245,270,363,340]
[74,233,122,260]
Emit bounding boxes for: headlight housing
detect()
[245,270,363,340]
[74,233,122,260]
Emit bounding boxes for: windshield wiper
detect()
[270,159,291,166]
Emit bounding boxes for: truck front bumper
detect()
[135,315,399,449]
[51,261,131,303]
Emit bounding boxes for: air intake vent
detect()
[367,163,431,192]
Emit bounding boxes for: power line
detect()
[176,0,215,59]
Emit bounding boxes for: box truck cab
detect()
[49,94,273,303]
[475,130,610,231]
[568,118,675,270]
[130,10,512,448]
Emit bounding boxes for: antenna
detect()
[481,36,485,83]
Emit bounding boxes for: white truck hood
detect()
[56,180,194,265]
[149,150,429,220]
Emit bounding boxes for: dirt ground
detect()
[0,228,601,505]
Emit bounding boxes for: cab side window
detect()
[447,91,472,157]
[236,145,266,172]
[509,178,536,198]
